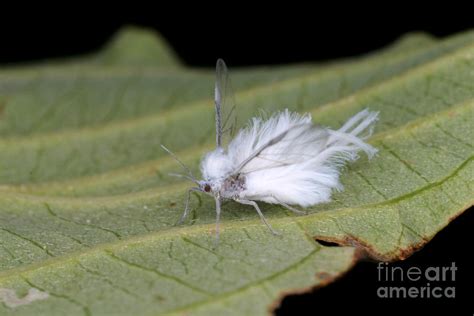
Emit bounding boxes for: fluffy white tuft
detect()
[200,109,378,207]
[201,147,233,181]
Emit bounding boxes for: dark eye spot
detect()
[204,184,211,192]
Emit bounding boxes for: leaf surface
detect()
[0,27,473,315]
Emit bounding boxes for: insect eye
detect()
[204,184,211,192]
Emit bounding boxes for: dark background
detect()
[0,11,473,67]
[0,9,472,315]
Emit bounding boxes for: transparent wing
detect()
[215,59,238,148]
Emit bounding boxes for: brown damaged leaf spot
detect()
[315,272,333,281]
[314,232,430,262]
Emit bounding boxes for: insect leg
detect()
[234,199,281,235]
[176,187,201,225]
[214,195,221,247]
[270,195,307,215]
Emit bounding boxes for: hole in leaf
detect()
[315,239,341,247]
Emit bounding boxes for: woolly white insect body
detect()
[162,59,378,243]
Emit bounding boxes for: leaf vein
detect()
[380,142,431,183]
[103,250,211,296]
[44,203,121,240]
[0,228,53,257]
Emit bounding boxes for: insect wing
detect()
[215,59,238,148]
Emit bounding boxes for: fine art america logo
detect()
[377,262,457,299]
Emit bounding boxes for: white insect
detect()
[162,59,378,243]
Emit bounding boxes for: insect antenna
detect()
[160,145,199,185]
[168,172,199,184]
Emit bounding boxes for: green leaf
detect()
[0,26,473,315]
